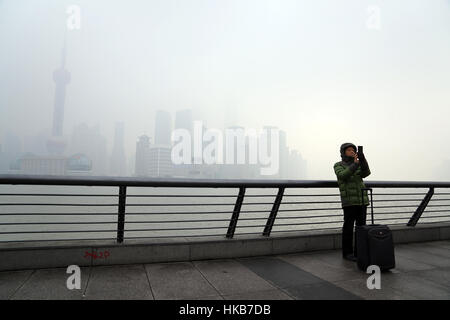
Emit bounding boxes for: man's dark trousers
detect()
[342,205,367,257]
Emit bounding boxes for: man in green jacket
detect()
[333,142,371,261]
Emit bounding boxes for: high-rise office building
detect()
[155,110,172,146]
[278,130,290,179]
[175,109,193,133]
[135,135,151,176]
[109,122,127,176]
[148,145,173,177]
[2,132,22,173]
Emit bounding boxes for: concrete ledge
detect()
[0,222,449,271]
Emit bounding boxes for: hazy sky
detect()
[1,0,449,180]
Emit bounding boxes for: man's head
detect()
[344,146,356,157]
[340,142,357,161]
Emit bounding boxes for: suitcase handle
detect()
[361,188,374,224]
[368,228,390,239]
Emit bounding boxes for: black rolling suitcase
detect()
[356,188,395,271]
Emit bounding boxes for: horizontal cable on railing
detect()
[124,203,236,206]
[0,237,116,243]
[234,226,343,235]
[281,194,340,197]
[272,220,343,226]
[234,221,343,228]
[278,207,342,212]
[125,226,229,232]
[373,209,449,215]
[426,204,450,207]
[371,199,422,202]
[0,212,118,216]
[0,221,115,225]
[127,210,234,215]
[278,201,342,204]
[124,234,227,239]
[387,221,450,227]
[373,205,432,209]
[370,193,426,196]
[418,215,450,219]
[275,214,340,219]
[0,230,116,234]
[0,203,117,206]
[0,193,118,197]
[368,211,412,215]
[126,219,231,223]
[128,194,273,198]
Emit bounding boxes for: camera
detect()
[357,145,364,158]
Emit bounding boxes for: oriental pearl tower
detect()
[46,36,71,155]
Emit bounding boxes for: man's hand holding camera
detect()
[351,150,360,164]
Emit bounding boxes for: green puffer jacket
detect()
[333,143,371,208]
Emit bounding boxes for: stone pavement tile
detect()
[145,261,219,300]
[379,272,450,300]
[84,264,153,300]
[277,252,366,283]
[283,282,362,300]
[300,250,359,271]
[193,259,276,296]
[406,267,450,289]
[394,247,450,268]
[237,256,324,288]
[393,255,436,273]
[0,270,33,300]
[429,240,450,249]
[332,278,417,300]
[222,289,293,300]
[402,242,450,258]
[237,256,360,300]
[11,267,89,300]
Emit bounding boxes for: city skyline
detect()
[1,1,449,180]
[0,108,308,179]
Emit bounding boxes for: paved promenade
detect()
[1,240,449,300]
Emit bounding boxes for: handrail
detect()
[1,174,450,188]
[0,174,449,243]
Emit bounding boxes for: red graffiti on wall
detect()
[83,250,110,260]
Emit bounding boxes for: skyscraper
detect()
[175,109,193,133]
[155,110,172,146]
[46,37,70,156]
[148,110,173,177]
[278,130,289,179]
[109,122,127,176]
[135,135,151,176]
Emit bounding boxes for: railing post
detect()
[407,187,434,226]
[117,185,127,243]
[263,187,285,236]
[226,187,246,239]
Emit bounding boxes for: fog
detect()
[1,0,449,180]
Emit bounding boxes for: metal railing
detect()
[0,174,449,243]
